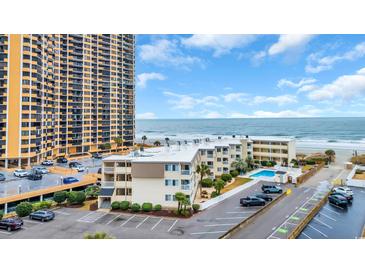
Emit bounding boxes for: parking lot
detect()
[0,157,103,199]
[0,180,286,239]
[298,187,365,239]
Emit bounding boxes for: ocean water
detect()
[136,117,365,150]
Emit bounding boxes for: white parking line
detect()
[308,224,328,238]
[151,218,164,231]
[53,210,70,216]
[167,219,178,232]
[204,223,236,227]
[120,215,136,227]
[92,212,108,223]
[190,230,227,235]
[216,217,246,220]
[23,219,44,225]
[301,232,312,239]
[226,211,253,214]
[106,214,122,225]
[77,212,95,221]
[314,218,333,229]
[285,222,299,226]
[318,212,336,221]
[136,216,149,229]
[269,236,281,239]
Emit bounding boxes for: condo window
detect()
[165,164,179,172]
[165,194,176,201]
[165,179,179,187]
[116,188,132,196]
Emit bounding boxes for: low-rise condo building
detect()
[98,136,296,209]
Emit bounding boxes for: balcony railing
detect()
[181,170,191,175]
[103,167,114,173]
[101,181,115,188]
[181,185,190,190]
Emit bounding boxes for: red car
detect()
[0,218,24,232]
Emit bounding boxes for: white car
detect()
[73,165,85,172]
[14,169,30,178]
[333,186,353,196]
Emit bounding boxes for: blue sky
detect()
[135,34,365,119]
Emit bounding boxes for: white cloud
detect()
[222,92,248,103]
[268,35,315,56]
[306,42,365,73]
[277,78,317,89]
[297,84,318,93]
[137,72,166,88]
[181,34,257,57]
[139,39,201,68]
[187,109,223,119]
[163,91,221,109]
[136,112,157,119]
[250,51,266,66]
[252,94,297,106]
[307,67,365,101]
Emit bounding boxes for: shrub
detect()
[131,203,141,212]
[53,191,67,204]
[85,185,100,198]
[120,201,130,210]
[221,173,232,182]
[111,201,120,210]
[210,191,219,198]
[305,160,316,165]
[32,201,53,211]
[16,202,33,217]
[267,162,273,167]
[201,178,213,188]
[142,202,153,212]
[153,204,162,211]
[67,191,86,205]
[261,161,268,166]
[230,170,239,177]
[0,210,3,220]
[192,204,200,212]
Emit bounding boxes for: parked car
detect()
[72,165,85,172]
[0,218,23,232]
[328,194,348,208]
[56,157,68,163]
[330,192,353,203]
[63,177,79,184]
[254,193,273,202]
[27,173,43,181]
[41,160,54,166]
[69,162,81,168]
[332,186,353,197]
[13,169,29,178]
[29,210,55,222]
[0,173,5,181]
[92,153,103,159]
[240,196,266,207]
[33,167,49,174]
[261,184,283,194]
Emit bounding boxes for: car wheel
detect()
[7,226,11,232]
[261,202,265,206]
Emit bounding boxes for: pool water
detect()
[250,170,276,177]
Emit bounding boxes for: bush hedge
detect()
[111,201,120,210]
[221,173,232,182]
[192,204,200,212]
[67,191,86,205]
[201,178,213,188]
[142,202,153,212]
[153,204,162,211]
[305,160,316,165]
[131,203,141,212]
[230,170,239,177]
[16,202,33,217]
[0,210,3,220]
[210,191,219,198]
[53,191,67,204]
[120,201,130,210]
[32,201,53,211]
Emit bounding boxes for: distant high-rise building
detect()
[0,34,135,168]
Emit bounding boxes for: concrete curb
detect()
[219,191,287,239]
[288,190,331,239]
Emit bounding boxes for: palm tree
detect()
[231,159,248,175]
[175,192,186,213]
[141,135,147,151]
[153,140,161,147]
[245,156,254,170]
[196,163,211,197]
[113,136,124,150]
[325,149,336,164]
[214,179,225,195]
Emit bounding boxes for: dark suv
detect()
[261,184,283,194]
[28,173,43,181]
[57,157,68,164]
[254,193,273,201]
[69,162,81,168]
[0,218,24,232]
[328,194,348,207]
[240,196,266,207]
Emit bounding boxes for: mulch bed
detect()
[111,209,195,218]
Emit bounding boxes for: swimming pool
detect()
[250,170,276,178]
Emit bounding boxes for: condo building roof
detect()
[103,136,295,164]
